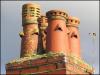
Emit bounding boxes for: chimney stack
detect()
[19,3,40,57]
[38,15,48,53]
[67,16,81,58]
[46,10,70,56]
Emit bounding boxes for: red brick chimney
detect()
[67,16,81,58]
[46,10,70,56]
[38,15,48,53]
[19,3,40,57]
[6,3,94,75]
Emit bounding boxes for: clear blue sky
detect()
[1,1,99,74]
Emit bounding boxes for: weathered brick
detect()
[21,60,32,68]
[66,70,71,74]
[56,62,66,69]
[47,56,64,63]
[6,70,20,75]
[38,63,56,72]
[6,55,93,75]
[66,64,73,71]
[30,58,47,66]
[48,69,66,74]
[20,68,38,74]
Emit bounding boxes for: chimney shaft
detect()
[20,3,40,57]
[38,16,48,53]
[46,10,70,56]
[67,16,81,58]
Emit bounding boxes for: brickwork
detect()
[66,55,94,74]
[6,53,66,74]
[20,3,40,57]
[6,53,93,74]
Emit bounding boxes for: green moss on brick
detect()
[6,52,64,65]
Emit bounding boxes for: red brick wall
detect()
[6,55,66,74]
[6,55,93,74]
